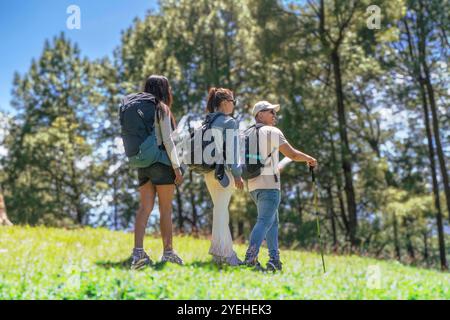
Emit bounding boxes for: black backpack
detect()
[241,123,275,180]
[186,113,225,174]
[119,93,170,168]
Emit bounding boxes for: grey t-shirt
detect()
[247,126,288,192]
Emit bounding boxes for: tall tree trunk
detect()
[113,174,119,229]
[296,185,303,225]
[403,218,416,263]
[419,79,448,270]
[319,1,355,245]
[326,186,338,251]
[0,194,13,226]
[331,49,358,248]
[70,160,84,225]
[175,186,184,233]
[423,231,429,267]
[425,77,450,224]
[188,171,198,234]
[67,125,84,225]
[418,0,450,224]
[404,17,448,271]
[328,128,350,236]
[393,213,401,261]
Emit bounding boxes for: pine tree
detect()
[3,33,103,225]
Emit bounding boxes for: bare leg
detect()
[134,181,156,249]
[156,184,175,252]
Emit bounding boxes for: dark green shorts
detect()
[138,162,176,187]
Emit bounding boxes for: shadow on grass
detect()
[185,260,265,273]
[185,260,224,271]
[95,258,168,271]
[96,258,265,273]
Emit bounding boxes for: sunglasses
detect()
[263,109,276,115]
[226,99,236,105]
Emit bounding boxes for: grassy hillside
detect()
[0,226,448,299]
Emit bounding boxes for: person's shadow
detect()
[184,260,225,271]
[95,258,236,271]
[96,257,168,271]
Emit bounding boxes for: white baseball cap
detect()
[252,100,280,117]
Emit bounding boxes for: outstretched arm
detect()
[279,142,317,167]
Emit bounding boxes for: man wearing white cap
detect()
[243,100,317,271]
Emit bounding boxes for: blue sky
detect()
[0,0,158,114]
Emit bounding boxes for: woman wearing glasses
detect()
[203,87,244,266]
[243,101,317,271]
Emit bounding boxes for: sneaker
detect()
[244,257,264,271]
[266,259,283,272]
[224,253,244,266]
[161,250,184,265]
[130,249,152,270]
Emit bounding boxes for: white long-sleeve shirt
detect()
[154,111,181,169]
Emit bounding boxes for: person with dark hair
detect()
[203,87,244,266]
[124,75,184,269]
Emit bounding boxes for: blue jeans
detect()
[245,189,281,261]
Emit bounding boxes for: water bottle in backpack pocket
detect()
[128,134,171,168]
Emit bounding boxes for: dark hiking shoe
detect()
[130,249,152,270]
[161,250,184,265]
[244,258,264,271]
[266,259,283,272]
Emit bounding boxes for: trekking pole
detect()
[310,166,326,273]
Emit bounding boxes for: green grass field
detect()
[0,226,448,299]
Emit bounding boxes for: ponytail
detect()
[206,87,218,113]
[206,87,233,113]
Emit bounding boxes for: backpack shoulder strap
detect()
[254,124,274,158]
[257,125,277,182]
[204,113,225,128]
[244,124,256,133]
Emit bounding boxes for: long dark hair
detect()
[143,75,176,126]
[206,87,234,113]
